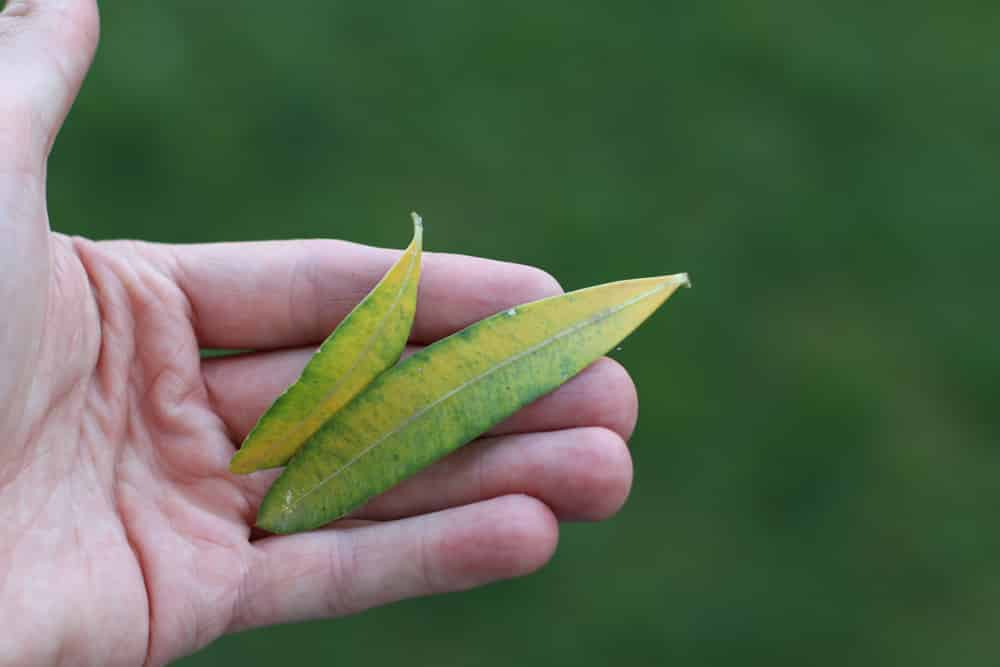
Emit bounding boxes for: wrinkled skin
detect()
[0,2,638,665]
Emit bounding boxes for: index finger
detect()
[165,237,562,349]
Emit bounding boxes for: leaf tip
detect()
[254,515,279,534]
[255,491,300,534]
[408,212,424,251]
[254,501,279,532]
[228,451,259,475]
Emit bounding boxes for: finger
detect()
[231,495,558,631]
[357,427,633,522]
[230,427,633,525]
[492,357,638,440]
[0,1,100,158]
[204,345,637,445]
[165,238,561,349]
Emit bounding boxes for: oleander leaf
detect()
[257,272,690,533]
[229,215,423,474]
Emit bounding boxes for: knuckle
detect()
[324,537,358,617]
[289,240,345,341]
[590,357,640,439]
[488,495,559,577]
[572,427,634,520]
[418,528,445,592]
[287,243,325,339]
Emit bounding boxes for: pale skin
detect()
[0,2,638,665]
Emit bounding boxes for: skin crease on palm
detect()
[0,2,638,666]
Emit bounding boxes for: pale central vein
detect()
[283,278,677,513]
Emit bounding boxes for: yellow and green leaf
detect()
[229,215,424,474]
[256,272,690,533]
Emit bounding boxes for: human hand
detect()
[0,2,637,665]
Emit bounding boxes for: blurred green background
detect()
[50,2,998,665]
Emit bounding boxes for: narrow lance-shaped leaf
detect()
[229,215,424,474]
[257,272,690,533]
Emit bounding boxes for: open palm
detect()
[0,3,637,666]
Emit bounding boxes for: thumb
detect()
[0,1,97,430]
[0,0,99,162]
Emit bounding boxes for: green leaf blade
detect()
[229,216,423,474]
[257,272,690,533]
